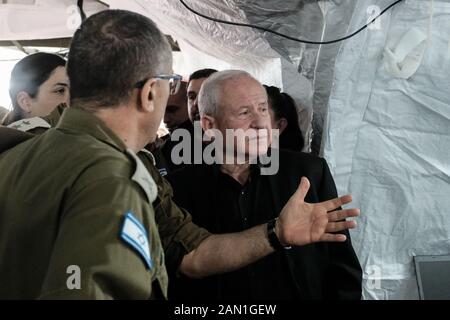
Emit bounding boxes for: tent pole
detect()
[11,40,29,55]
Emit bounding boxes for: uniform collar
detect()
[56,107,128,152]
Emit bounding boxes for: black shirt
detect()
[174,164,297,300]
[167,149,363,300]
[161,119,196,174]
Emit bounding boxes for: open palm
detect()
[277,177,359,246]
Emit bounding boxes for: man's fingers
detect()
[325,220,357,233]
[293,177,310,201]
[328,208,360,222]
[320,194,353,212]
[319,233,347,242]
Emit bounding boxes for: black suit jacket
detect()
[167,149,362,300]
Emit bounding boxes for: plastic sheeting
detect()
[323,0,450,299]
[231,0,357,153]
[237,0,357,154]
[108,0,283,75]
[0,0,107,40]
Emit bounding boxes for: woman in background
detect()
[2,52,69,128]
[264,85,304,152]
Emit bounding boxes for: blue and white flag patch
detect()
[120,212,152,269]
[158,168,168,176]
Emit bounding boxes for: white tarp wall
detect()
[323,0,450,299]
[105,0,285,88]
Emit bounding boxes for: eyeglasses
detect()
[134,74,182,95]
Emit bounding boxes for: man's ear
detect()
[201,114,215,131]
[201,114,217,139]
[139,78,158,113]
[16,91,32,113]
[278,117,288,134]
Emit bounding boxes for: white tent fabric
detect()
[1,0,449,299]
[0,0,107,40]
[323,0,450,299]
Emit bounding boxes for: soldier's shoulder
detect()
[7,117,51,132]
[126,149,158,203]
[71,146,158,203]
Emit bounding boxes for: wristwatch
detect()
[267,218,292,251]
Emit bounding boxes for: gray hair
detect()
[198,70,258,117]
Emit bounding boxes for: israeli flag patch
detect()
[158,168,168,176]
[120,212,152,269]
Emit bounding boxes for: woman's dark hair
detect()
[2,52,66,125]
[264,85,304,152]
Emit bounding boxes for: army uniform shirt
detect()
[0,107,210,299]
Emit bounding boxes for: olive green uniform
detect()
[0,107,210,299]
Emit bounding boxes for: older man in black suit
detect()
[167,70,362,300]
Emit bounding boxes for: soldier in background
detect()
[2,52,69,128]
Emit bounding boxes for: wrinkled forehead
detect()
[220,76,267,107]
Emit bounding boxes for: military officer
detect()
[1,52,68,127]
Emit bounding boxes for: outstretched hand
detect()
[276,177,360,247]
